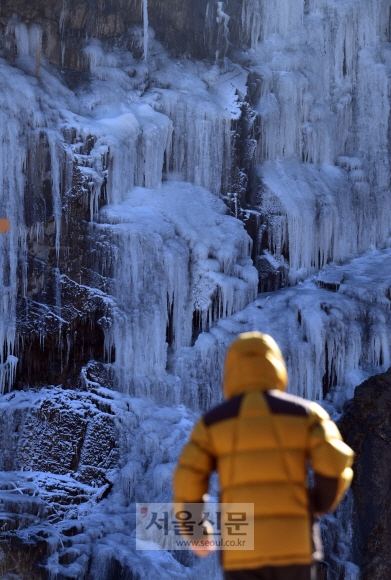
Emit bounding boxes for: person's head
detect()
[223,331,288,399]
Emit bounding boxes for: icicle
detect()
[54,267,62,317]
[216,2,230,35]
[256,0,304,41]
[258,150,391,284]
[133,104,173,188]
[59,0,67,37]
[83,39,119,80]
[14,22,29,57]
[61,41,66,68]
[156,91,232,195]
[28,24,42,75]
[47,134,62,262]
[0,57,31,394]
[143,0,149,61]
[240,0,261,48]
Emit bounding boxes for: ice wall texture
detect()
[0,20,257,400]
[211,0,391,406]
[248,0,391,284]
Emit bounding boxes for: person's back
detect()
[173,331,354,580]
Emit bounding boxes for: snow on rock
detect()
[0,386,210,579]
[65,104,173,211]
[316,269,345,292]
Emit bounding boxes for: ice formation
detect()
[0,0,390,576]
[98,182,256,399]
[0,55,34,393]
[0,0,389,401]
[251,0,391,283]
[258,160,390,283]
[240,0,261,49]
[0,0,390,428]
[0,20,259,399]
[143,0,149,61]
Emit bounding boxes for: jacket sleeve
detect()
[173,418,216,504]
[307,403,354,515]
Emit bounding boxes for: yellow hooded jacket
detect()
[173,332,354,571]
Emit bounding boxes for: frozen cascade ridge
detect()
[0,0,390,577]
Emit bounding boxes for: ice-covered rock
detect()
[0,0,390,577]
[337,368,391,579]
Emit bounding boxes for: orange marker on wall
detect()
[0,218,10,233]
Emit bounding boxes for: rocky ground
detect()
[338,368,391,579]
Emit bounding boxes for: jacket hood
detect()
[223,331,288,399]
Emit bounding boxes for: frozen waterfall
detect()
[0,0,390,408]
[251,0,391,283]
[0,0,390,577]
[0,0,390,449]
[143,0,149,61]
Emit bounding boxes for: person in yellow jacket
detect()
[173,331,354,580]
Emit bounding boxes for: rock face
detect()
[0,0,266,63]
[0,386,118,578]
[0,0,223,64]
[0,386,199,579]
[338,368,391,579]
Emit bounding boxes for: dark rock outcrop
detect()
[0,0,265,69]
[338,368,391,579]
[0,0,217,64]
[0,384,195,579]
[0,386,118,578]
[16,140,113,388]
